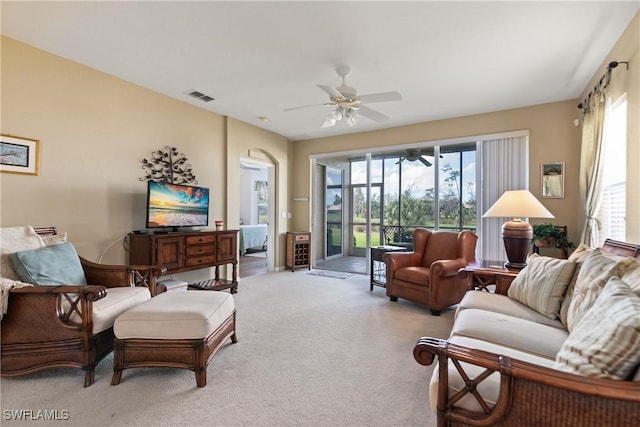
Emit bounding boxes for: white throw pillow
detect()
[41,232,67,247]
[566,248,636,331]
[554,276,640,380]
[507,254,576,320]
[0,226,45,281]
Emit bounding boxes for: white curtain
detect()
[478,136,529,261]
[579,92,608,246]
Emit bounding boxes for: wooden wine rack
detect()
[286,232,311,271]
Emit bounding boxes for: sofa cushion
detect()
[566,248,636,331]
[394,266,430,286]
[554,277,640,380]
[451,308,568,359]
[429,335,556,414]
[61,286,151,334]
[507,254,576,320]
[9,242,87,286]
[457,291,565,329]
[0,226,45,281]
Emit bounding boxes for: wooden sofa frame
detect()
[1,227,164,387]
[414,239,640,427]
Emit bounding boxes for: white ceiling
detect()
[2,1,638,141]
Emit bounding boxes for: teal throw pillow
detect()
[8,242,87,286]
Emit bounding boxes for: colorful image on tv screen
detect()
[147,182,209,227]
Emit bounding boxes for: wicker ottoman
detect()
[111,290,237,387]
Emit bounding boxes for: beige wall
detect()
[577,11,639,243]
[291,11,640,249]
[226,117,290,269]
[292,101,583,247]
[0,37,289,279]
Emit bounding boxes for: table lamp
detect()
[483,190,554,270]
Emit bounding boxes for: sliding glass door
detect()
[325,166,343,258]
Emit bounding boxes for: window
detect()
[598,94,627,244]
[255,180,269,224]
[348,144,476,249]
[439,144,476,231]
[351,159,382,248]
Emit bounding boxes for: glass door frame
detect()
[325,165,344,259]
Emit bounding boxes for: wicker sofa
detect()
[414,239,640,426]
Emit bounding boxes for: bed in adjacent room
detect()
[239,224,267,255]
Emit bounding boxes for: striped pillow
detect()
[559,244,593,328]
[554,276,640,380]
[621,259,640,294]
[507,254,576,319]
[566,248,636,331]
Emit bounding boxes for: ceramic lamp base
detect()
[502,220,533,270]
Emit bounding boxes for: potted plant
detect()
[532,223,575,250]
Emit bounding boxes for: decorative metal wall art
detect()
[140,146,198,184]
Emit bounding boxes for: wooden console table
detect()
[129,230,238,294]
[459,261,520,295]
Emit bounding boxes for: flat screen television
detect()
[146,181,210,230]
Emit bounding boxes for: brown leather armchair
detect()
[383,229,478,315]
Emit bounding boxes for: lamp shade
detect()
[483,190,554,219]
[483,190,554,270]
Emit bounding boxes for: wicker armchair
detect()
[1,227,163,386]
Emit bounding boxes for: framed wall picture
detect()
[541,162,564,198]
[0,134,40,175]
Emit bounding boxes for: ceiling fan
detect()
[396,149,433,167]
[284,66,402,128]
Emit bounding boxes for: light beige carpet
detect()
[0,271,454,426]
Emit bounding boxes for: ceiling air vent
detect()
[185,90,215,102]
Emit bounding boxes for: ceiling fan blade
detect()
[418,156,432,167]
[317,84,344,99]
[358,105,389,123]
[283,103,326,112]
[357,91,402,104]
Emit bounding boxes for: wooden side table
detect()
[370,246,408,291]
[459,261,520,295]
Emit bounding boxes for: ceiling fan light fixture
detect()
[322,117,336,128]
[330,108,344,121]
[285,68,401,129]
[346,109,360,127]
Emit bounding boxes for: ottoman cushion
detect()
[114,291,235,340]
